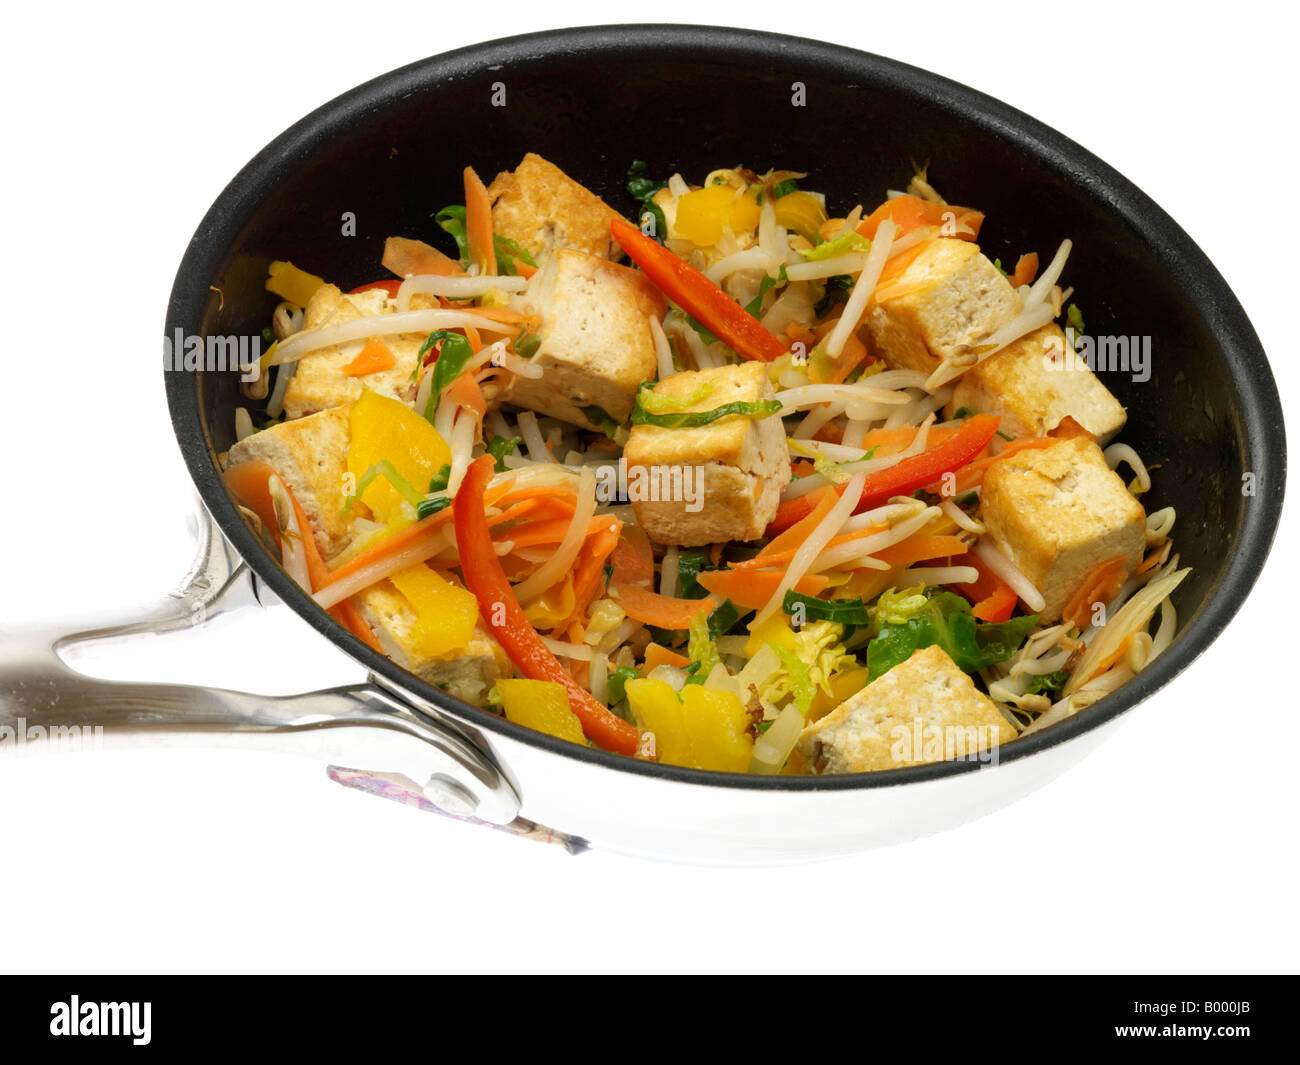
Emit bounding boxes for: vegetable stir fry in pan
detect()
[222,154,1186,775]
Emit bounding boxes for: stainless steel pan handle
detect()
[0,506,521,825]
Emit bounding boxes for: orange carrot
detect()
[445,370,486,422]
[695,569,829,610]
[614,583,716,630]
[857,194,984,243]
[756,488,838,563]
[463,166,497,276]
[473,307,541,326]
[1062,556,1129,630]
[343,337,396,377]
[926,434,1057,495]
[640,643,692,674]
[564,521,623,629]
[871,534,970,569]
[1009,252,1039,288]
[496,515,614,551]
[224,461,383,649]
[382,236,464,279]
[610,526,655,588]
[1049,415,1095,442]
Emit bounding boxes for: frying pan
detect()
[0,26,1284,863]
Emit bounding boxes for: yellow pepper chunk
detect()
[674,185,761,246]
[625,678,755,772]
[805,666,870,722]
[347,390,451,525]
[773,191,828,243]
[388,564,479,659]
[497,679,586,745]
[744,613,798,659]
[626,678,691,765]
[680,686,754,773]
[265,260,326,308]
[522,574,576,630]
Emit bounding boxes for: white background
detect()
[1,0,1295,975]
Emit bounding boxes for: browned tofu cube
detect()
[623,362,790,545]
[281,285,422,419]
[866,238,1021,376]
[797,645,1016,774]
[980,435,1147,622]
[502,249,665,430]
[487,153,629,265]
[226,404,353,561]
[947,323,1127,444]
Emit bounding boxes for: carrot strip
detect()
[871,534,970,569]
[1062,555,1129,630]
[857,195,983,243]
[1009,252,1039,288]
[343,336,396,377]
[610,526,655,588]
[641,643,692,673]
[614,583,716,630]
[463,166,497,276]
[564,521,623,630]
[224,461,383,649]
[757,488,837,562]
[382,236,464,279]
[928,434,1057,496]
[694,570,829,610]
[496,515,612,551]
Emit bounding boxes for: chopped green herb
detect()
[416,496,451,521]
[800,230,869,262]
[342,460,425,516]
[707,598,746,641]
[630,394,781,429]
[486,435,522,473]
[783,591,871,626]
[434,205,469,265]
[493,234,535,277]
[866,591,1039,681]
[814,274,853,318]
[626,161,669,243]
[418,330,475,422]
[772,178,799,199]
[1024,669,1070,696]
[606,666,640,705]
[513,330,542,359]
[744,266,788,319]
[428,464,452,493]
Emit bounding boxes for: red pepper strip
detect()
[949,551,1018,623]
[454,456,640,755]
[766,414,1003,535]
[349,280,403,296]
[610,217,788,363]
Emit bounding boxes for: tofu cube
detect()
[947,323,1127,444]
[623,362,790,546]
[226,404,353,561]
[354,583,510,705]
[487,153,629,265]
[281,285,422,419]
[502,248,666,430]
[797,645,1016,774]
[865,238,1021,375]
[980,435,1146,621]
